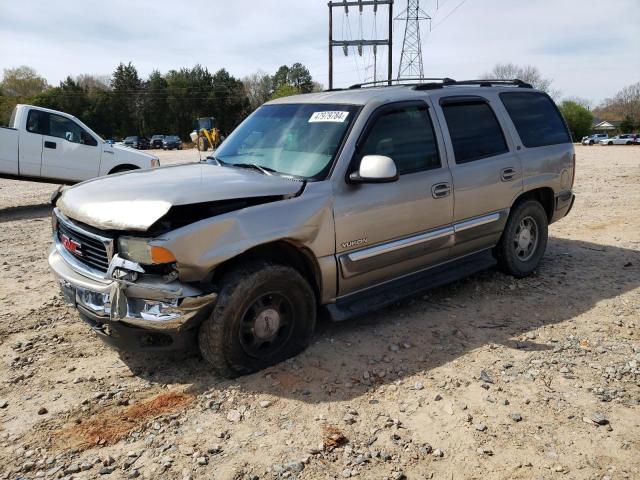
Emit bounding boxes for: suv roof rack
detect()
[443,78,533,89]
[348,77,456,89]
[342,77,533,91]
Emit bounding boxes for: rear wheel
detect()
[198,261,316,378]
[626,141,632,145]
[495,200,548,278]
[589,140,594,145]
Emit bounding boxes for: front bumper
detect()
[49,245,216,351]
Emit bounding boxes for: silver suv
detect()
[49,79,575,377]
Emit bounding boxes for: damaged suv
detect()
[49,79,575,377]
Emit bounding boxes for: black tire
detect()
[494,200,548,278]
[589,140,594,145]
[608,141,613,145]
[626,141,632,145]
[198,261,316,378]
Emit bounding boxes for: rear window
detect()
[500,92,571,147]
[441,101,509,164]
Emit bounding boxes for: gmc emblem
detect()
[61,234,82,257]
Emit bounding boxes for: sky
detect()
[1,0,638,104]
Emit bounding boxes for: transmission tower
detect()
[396,0,431,79]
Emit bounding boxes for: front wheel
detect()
[589,140,594,145]
[494,200,548,278]
[198,261,316,378]
[608,141,613,145]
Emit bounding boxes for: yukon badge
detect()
[341,238,368,250]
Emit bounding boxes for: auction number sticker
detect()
[309,111,349,123]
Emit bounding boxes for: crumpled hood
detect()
[57,163,304,231]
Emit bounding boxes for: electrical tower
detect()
[328,1,394,89]
[396,0,431,79]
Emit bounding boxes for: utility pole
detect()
[328,1,394,89]
[396,0,430,79]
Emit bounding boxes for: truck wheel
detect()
[198,261,316,378]
[494,200,548,278]
[197,136,209,152]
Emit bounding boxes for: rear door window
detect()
[441,101,509,164]
[26,109,49,135]
[500,92,571,147]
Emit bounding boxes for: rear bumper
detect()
[49,245,216,351]
[551,191,575,223]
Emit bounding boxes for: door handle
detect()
[44,141,57,149]
[431,182,451,199]
[500,167,517,181]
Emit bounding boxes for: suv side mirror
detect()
[349,155,398,184]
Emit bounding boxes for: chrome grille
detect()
[56,214,111,273]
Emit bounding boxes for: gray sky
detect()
[1,0,638,103]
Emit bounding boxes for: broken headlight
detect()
[118,236,176,265]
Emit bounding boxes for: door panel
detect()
[18,109,46,177]
[434,95,523,257]
[333,101,454,296]
[40,113,101,181]
[41,135,101,181]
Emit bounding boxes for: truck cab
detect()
[0,105,160,183]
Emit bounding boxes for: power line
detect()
[432,0,469,30]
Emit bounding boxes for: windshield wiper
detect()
[230,163,275,176]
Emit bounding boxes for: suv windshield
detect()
[214,103,360,179]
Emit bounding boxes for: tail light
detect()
[571,153,576,188]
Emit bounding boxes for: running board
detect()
[327,249,496,322]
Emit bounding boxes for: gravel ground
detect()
[0,145,638,480]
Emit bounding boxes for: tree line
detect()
[0,63,320,140]
[1,62,638,143]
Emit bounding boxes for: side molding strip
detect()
[453,212,501,233]
[347,226,454,262]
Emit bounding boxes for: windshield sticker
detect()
[308,111,349,123]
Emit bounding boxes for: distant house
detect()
[591,119,621,132]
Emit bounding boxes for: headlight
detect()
[118,237,176,265]
[150,158,160,168]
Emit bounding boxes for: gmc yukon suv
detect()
[49,79,575,377]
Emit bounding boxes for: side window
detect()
[48,113,97,146]
[442,101,509,164]
[360,105,440,174]
[26,110,49,135]
[500,92,571,147]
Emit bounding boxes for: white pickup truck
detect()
[0,104,160,184]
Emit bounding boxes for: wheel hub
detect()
[254,308,281,339]
[517,228,532,250]
[513,216,539,261]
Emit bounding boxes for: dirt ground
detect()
[0,145,638,480]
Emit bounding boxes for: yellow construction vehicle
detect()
[190,117,222,151]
